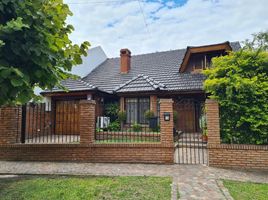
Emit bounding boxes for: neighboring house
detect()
[41,41,240,133]
[70,46,107,78]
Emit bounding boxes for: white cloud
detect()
[65,0,268,57]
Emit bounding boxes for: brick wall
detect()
[206,99,268,169]
[0,144,173,163]
[208,144,268,169]
[0,106,21,144]
[0,99,174,164]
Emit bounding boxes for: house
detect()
[41,41,240,134]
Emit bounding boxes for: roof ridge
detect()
[109,48,186,59]
[106,41,238,59]
[141,74,166,89]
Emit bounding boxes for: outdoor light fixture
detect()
[164,112,170,121]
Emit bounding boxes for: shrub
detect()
[199,107,207,136]
[104,102,119,122]
[151,125,160,133]
[107,121,120,131]
[203,32,268,144]
[117,111,127,122]
[144,110,155,120]
[132,123,142,132]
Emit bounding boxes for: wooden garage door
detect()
[55,100,80,135]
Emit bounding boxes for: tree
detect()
[203,31,268,144]
[0,0,90,105]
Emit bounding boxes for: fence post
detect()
[159,99,174,146]
[205,99,221,145]
[21,105,26,143]
[79,100,96,144]
[0,106,21,144]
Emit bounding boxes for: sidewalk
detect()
[0,161,267,200]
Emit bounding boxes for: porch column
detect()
[205,99,220,145]
[79,100,96,144]
[120,97,125,111]
[159,99,174,146]
[150,95,157,115]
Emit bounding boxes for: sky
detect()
[65,0,268,57]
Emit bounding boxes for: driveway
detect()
[0,161,267,200]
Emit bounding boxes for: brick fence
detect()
[0,99,174,164]
[206,99,268,169]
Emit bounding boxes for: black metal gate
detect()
[173,98,207,165]
[175,132,207,165]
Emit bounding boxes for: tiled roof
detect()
[47,41,241,94]
[114,74,167,93]
[43,78,96,93]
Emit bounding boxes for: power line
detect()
[65,0,151,37]
[138,0,151,37]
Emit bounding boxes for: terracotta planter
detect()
[201,135,208,142]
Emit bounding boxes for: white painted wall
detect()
[71,46,107,78]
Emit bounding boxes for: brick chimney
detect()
[120,48,131,73]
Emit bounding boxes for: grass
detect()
[223,180,268,200]
[0,175,172,200]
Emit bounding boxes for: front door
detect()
[174,99,202,133]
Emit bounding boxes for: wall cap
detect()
[0,143,174,148]
[205,99,218,103]
[159,99,173,103]
[208,144,268,150]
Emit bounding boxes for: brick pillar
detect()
[150,95,157,115]
[120,97,125,111]
[79,100,96,144]
[159,99,174,146]
[0,106,21,144]
[205,99,221,145]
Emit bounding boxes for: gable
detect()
[114,74,166,93]
[179,42,233,73]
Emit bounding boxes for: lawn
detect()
[223,180,268,200]
[0,175,172,200]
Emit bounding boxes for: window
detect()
[125,98,150,124]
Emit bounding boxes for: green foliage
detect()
[203,32,268,144]
[117,110,126,122]
[132,123,142,132]
[0,0,90,105]
[243,30,268,51]
[199,107,207,136]
[104,102,119,121]
[151,125,160,133]
[144,110,155,120]
[107,120,120,131]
